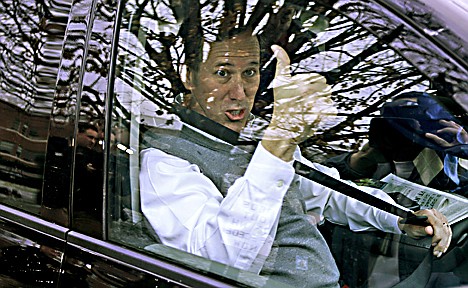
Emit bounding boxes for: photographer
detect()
[324,92,468,195]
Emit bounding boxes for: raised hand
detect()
[265,45,334,144]
[261,45,334,161]
[425,120,468,147]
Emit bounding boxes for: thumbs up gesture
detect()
[265,45,334,144]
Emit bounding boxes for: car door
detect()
[9,0,461,287]
[52,0,259,286]
[105,0,467,287]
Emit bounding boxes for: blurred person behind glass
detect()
[324,91,468,195]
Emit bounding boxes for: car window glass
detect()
[108,0,467,286]
[69,0,117,238]
[0,0,70,216]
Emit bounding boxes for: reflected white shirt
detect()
[140,141,401,274]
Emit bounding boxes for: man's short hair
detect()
[185,26,255,73]
[78,122,98,134]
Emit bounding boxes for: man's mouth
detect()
[225,109,246,121]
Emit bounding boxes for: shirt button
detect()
[277,180,284,187]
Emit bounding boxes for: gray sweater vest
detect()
[143,126,340,288]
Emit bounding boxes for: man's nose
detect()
[229,77,247,101]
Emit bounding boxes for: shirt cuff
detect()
[380,212,403,234]
[244,142,295,196]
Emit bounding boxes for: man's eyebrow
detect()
[213,61,260,67]
[214,62,234,67]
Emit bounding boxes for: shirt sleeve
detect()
[295,150,402,234]
[139,143,294,273]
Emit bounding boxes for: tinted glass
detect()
[70,0,118,238]
[108,0,467,287]
[0,0,70,215]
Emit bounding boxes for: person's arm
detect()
[298,153,452,258]
[298,159,403,234]
[139,144,294,273]
[322,152,371,180]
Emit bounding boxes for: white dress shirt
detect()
[140,140,401,274]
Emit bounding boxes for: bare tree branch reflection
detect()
[112,0,467,159]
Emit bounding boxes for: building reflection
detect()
[0,100,48,212]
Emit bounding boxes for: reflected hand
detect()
[399,209,452,258]
[40,245,63,262]
[425,120,468,147]
[264,45,334,144]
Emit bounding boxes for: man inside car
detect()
[139,28,453,287]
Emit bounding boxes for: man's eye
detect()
[243,69,257,77]
[216,70,228,77]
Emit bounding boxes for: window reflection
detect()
[0,0,70,215]
[108,0,467,286]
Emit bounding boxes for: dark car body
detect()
[0,0,467,287]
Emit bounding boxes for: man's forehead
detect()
[86,130,98,136]
[203,35,260,63]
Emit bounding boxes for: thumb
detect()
[272,45,291,80]
[425,225,434,236]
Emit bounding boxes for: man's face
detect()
[77,128,98,150]
[184,33,260,133]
